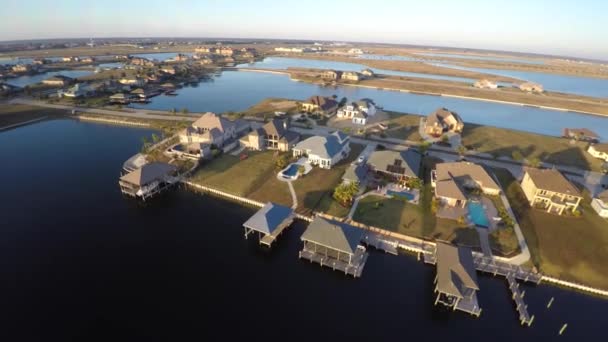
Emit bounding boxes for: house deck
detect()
[299,247,368,278]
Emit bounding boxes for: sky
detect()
[1,0,607,60]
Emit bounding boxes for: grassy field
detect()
[0,104,67,128]
[492,168,608,289]
[292,144,365,215]
[248,173,293,208]
[240,98,299,118]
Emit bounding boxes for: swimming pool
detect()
[282,164,300,178]
[387,190,415,201]
[467,202,490,228]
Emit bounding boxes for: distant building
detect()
[361,68,375,78]
[109,93,132,104]
[61,83,91,98]
[195,46,212,54]
[274,47,312,53]
[521,168,582,215]
[302,95,339,115]
[240,119,300,152]
[160,65,176,75]
[130,57,155,67]
[519,82,543,93]
[431,162,501,208]
[348,48,363,55]
[591,189,608,218]
[167,53,190,62]
[11,64,30,73]
[81,57,96,63]
[118,77,146,87]
[42,75,73,86]
[474,79,498,89]
[588,143,608,161]
[423,108,464,137]
[563,128,599,142]
[218,47,234,56]
[292,131,350,169]
[321,70,341,80]
[337,99,377,125]
[341,71,362,81]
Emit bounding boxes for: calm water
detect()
[6,69,93,87]
[0,119,606,340]
[433,63,608,98]
[239,56,476,83]
[130,70,608,139]
[0,56,63,66]
[417,52,546,65]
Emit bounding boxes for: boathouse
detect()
[243,202,295,247]
[119,162,178,200]
[299,217,368,277]
[434,242,481,316]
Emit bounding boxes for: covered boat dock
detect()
[243,202,295,247]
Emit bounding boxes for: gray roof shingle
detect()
[301,217,363,255]
[243,202,294,235]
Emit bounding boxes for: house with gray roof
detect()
[243,202,295,247]
[342,163,368,185]
[292,131,350,169]
[299,217,368,277]
[432,162,501,208]
[434,242,481,315]
[336,98,377,125]
[367,149,421,182]
[423,108,464,137]
[119,162,178,200]
[240,119,299,152]
[179,112,245,147]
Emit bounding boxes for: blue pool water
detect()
[467,202,490,228]
[387,190,415,200]
[282,164,299,177]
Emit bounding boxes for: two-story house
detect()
[179,112,237,147]
[521,168,582,215]
[240,119,300,152]
[301,96,339,115]
[431,162,501,208]
[321,70,342,80]
[292,131,350,169]
[336,99,377,125]
[423,108,464,137]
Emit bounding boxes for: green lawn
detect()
[493,167,608,289]
[248,173,293,207]
[189,150,280,196]
[292,143,365,215]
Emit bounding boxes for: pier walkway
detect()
[361,232,399,255]
[507,274,534,326]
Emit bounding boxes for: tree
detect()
[441,134,449,143]
[297,165,306,176]
[339,97,347,107]
[457,145,467,156]
[276,154,290,170]
[333,182,359,207]
[511,150,524,161]
[419,141,431,154]
[151,133,160,144]
[332,94,338,99]
[405,177,422,189]
[141,136,150,153]
[528,157,541,168]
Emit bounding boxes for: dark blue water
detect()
[418,52,546,65]
[0,119,605,340]
[6,69,93,87]
[433,63,608,98]
[129,70,608,139]
[239,57,476,83]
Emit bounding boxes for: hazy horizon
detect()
[2,0,607,60]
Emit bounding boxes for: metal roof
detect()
[242,202,294,235]
[435,242,479,299]
[300,217,363,255]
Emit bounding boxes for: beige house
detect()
[301,96,338,115]
[161,66,176,75]
[361,69,375,78]
[119,77,146,87]
[588,144,608,161]
[432,162,501,207]
[521,168,582,215]
[179,112,237,147]
[195,46,212,54]
[424,108,464,137]
[42,75,73,86]
[474,79,497,89]
[341,71,361,81]
[322,70,342,80]
[591,190,608,218]
[219,47,234,56]
[130,57,155,67]
[519,82,543,93]
[11,64,30,73]
[240,119,300,152]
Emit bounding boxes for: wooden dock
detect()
[259,220,291,247]
[473,255,542,284]
[299,248,368,278]
[507,274,534,326]
[455,293,482,317]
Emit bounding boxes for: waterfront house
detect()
[342,163,368,185]
[42,75,73,86]
[179,112,238,147]
[195,46,212,54]
[434,242,480,316]
[33,58,48,65]
[519,82,543,93]
[341,71,362,81]
[61,83,91,98]
[299,216,368,277]
[431,162,501,208]
[367,149,421,184]
[239,119,300,152]
[521,168,582,215]
[423,108,464,137]
[81,57,95,63]
[119,77,146,87]
[62,56,78,62]
[243,202,295,247]
[218,47,234,56]
[336,99,377,125]
[109,92,132,104]
[361,68,375,78]
[591,190,608,218]
[474,79,498,89]
[321,70,342,80]
[11,64,30,73]
[348,48,364,55]
[130,88,151,99]
[292,131,350,169]
[301,95,338,115]
[119,162,178,201]
[167,53,189,62]
[563,128,600,142]
[130,57,155,67]
[587,143,608,161]
[160,66,176,75]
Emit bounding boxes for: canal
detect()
[0,119,605,340]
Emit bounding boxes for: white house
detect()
[179,112,237,147]
[61,83,91,98]
[292,131,350,169]
[119,77,146,87]
[588,144,608,162]
[591,190,608,218]
[336,99,377,125]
